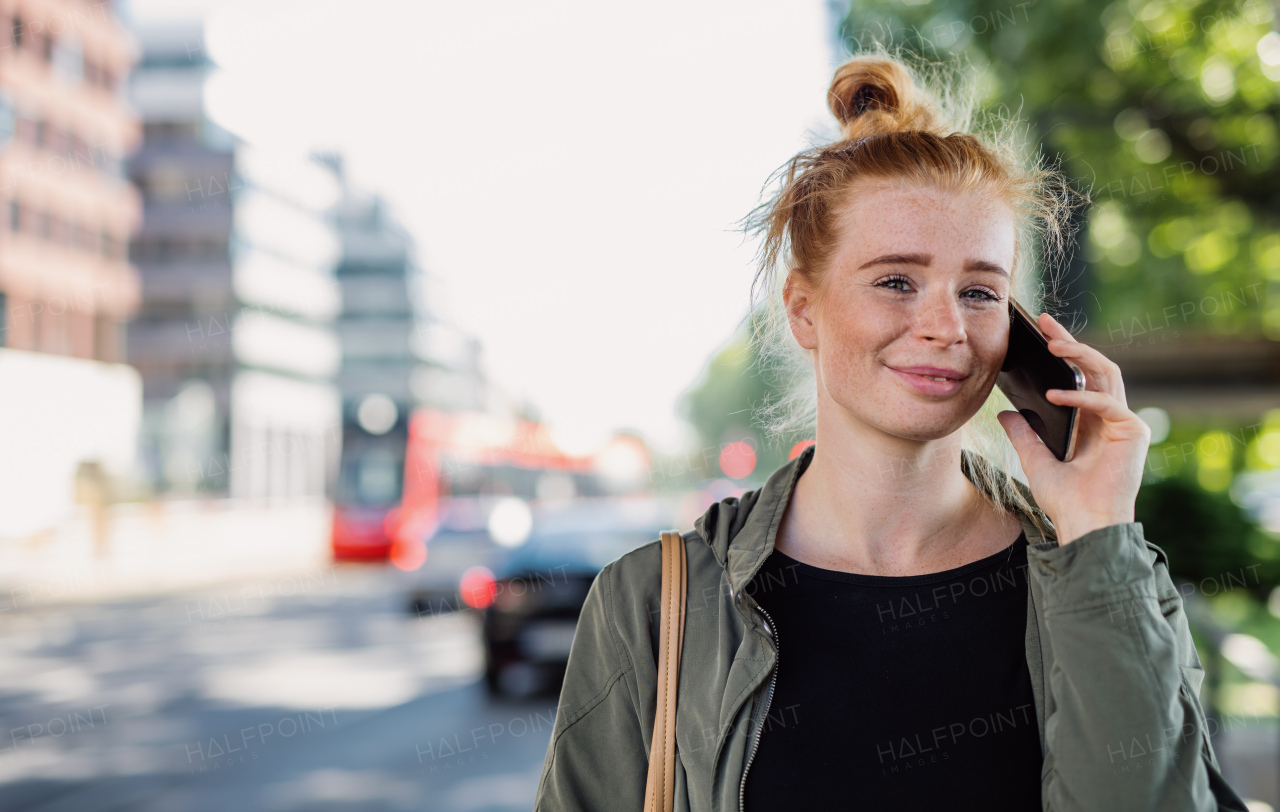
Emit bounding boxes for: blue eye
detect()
[962,288,1001,301]
[876,275,911,292]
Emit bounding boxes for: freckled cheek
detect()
[815,323,884,395]
[828,321,892,374]
[824,299,899,349]
[967,322,1009,383]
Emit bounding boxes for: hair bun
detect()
[827,56,941,141]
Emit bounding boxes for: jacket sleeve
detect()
[533,559,651,812]
[1028,522,1249,812]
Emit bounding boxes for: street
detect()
[0,566,558,812]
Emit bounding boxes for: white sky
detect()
[124,0,840,454]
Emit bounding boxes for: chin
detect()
[889,422,967,444]
[878,405,974,443]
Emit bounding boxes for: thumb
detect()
[996,410,1058,474]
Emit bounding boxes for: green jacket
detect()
[533,443,1248,811]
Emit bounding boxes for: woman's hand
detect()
[995,312,1152,546]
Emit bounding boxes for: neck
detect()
[778,400,1008,576]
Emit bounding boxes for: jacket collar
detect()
[693,442,1058,599]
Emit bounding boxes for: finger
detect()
[1046,338,1126,402]
[1046,388,1146,432]
[1038,313,1127,404]
[997,409,1059,472]
[1036,311,1076,342]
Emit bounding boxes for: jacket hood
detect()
[693,442,1057,598]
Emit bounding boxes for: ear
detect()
[783,270,818,350]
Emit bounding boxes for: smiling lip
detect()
[886,365,968,396]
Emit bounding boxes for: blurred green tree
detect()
[1136,473,1280,600]
[678,312,797,484]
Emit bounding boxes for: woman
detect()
[533,49,1248,812]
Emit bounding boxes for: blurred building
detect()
[126,21,342,502]
[325,156,421,520]
[327,157,486,400]
[324,155,492,558]
[0,0,143,537]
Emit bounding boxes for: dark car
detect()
[471,497,676,697]
[407,528,496,617]
[406,495,509,615]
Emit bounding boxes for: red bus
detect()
[330,407,596,569]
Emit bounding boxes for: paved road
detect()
[0,565,559,811]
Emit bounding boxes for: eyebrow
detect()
[857,252,1009,277]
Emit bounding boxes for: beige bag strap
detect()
[643,530,687,812]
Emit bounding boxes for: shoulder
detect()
[595,530,728,648]
[607,530,723,598]
[606,526,718,573]
[607,528,720,590]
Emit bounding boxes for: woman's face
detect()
[785,181,1016,442]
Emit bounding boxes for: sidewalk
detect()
[0,498,337,611]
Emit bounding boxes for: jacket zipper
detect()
[737,603,778,812]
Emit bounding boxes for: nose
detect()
[912,289,966,345]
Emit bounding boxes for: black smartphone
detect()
[995,298,1086,462]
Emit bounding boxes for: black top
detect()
[741,532,1044,810]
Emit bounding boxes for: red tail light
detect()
[460,566,497,609]
[390,537,427,572]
